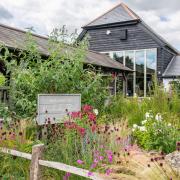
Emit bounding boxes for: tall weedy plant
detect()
[1,28,108,119]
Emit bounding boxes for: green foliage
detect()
[0,119,42,179]
[132,112,180,153]
[0,73,5,86]
[0,153,30,180]
[104,82,180,126]
[0,103,10,121]
[1,29,108,118]
[104,95,145,125]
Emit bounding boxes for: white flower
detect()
[145,112,150,119]
[168,123,171,127]
[155,113,162,121]
[149,114,153,118]
[139,126,146,132]
[142,120,147,125]
[133,124,138,128]
[93,109,98,115]
[5,106,8,110]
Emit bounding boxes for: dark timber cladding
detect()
[80,2,179,77]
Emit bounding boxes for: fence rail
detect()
[0,144,104,180]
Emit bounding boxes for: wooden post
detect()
[30,144,44,180]
[114,73,117,96]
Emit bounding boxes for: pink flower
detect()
[93,150,99,158]
[106,150,113,163]
[66,172,71,177]
[91,163,97,169]
[108,155,113,163]
[88,112,96,121]
[98,156,104,161]
[77,127,86,137]
[88,171,93,177]
[91,124,96,132]
[94,158,98,163]
[64,121,77,129]
[82,105,93,113]
[77,159,84,165]
[63,172,71,180]
[71,111,82,119]
[106,168,112,175]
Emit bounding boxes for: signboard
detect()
[37,94,81,125]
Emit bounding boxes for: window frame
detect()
[101,48,157,97]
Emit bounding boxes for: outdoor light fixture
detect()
[106,30,111,35]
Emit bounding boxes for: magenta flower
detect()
[77,127,86,137]
[94,158,98,163]
[91,124,96,132]
[106,168,112,175]
[108,155,113,163]
[98,156,104,161]
[82,105,92,112]
[88,171,93,177]
[106,150,113,163]
[63,172,71,180]
[88,112,96,121]
[77,159,84,164]
[90,163,97,169]
[66,172,71,177]
[71,111,82,119]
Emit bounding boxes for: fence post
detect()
[30,144,44,180]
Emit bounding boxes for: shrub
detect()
[132,112,180,153]
[0,119,40,179]
[1,29,109,118]
[0,73,5,86]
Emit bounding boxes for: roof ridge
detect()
[83,2,122,27]
[121,3,139,20]
[0,23,48,40]
[83,2,138,27]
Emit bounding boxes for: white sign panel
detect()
[37,94,81,125]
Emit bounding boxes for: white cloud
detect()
[0,0,179,50]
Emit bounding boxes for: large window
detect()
[135,50,145,97]
[112,52,124,64]
[146,49,156,95]
[125,51,134,96]
[105,48,157,97]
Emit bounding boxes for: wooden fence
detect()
[0,144,105,180]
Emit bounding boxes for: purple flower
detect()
[98,156,104,161]
[91,163,97,169]
[94,158,98,163]
[66,172,71,177]
[108,155,113,163]
[77,159,84,164]
[88,171,93,177]
[106,168,112,175]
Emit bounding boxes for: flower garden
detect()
[0,30,179,179]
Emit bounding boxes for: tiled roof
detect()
[0,23,131,72]
[86,51,132,71]
[84,3,139,27]
[163,56,180,77]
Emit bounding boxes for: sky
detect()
[0,0,180,50]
